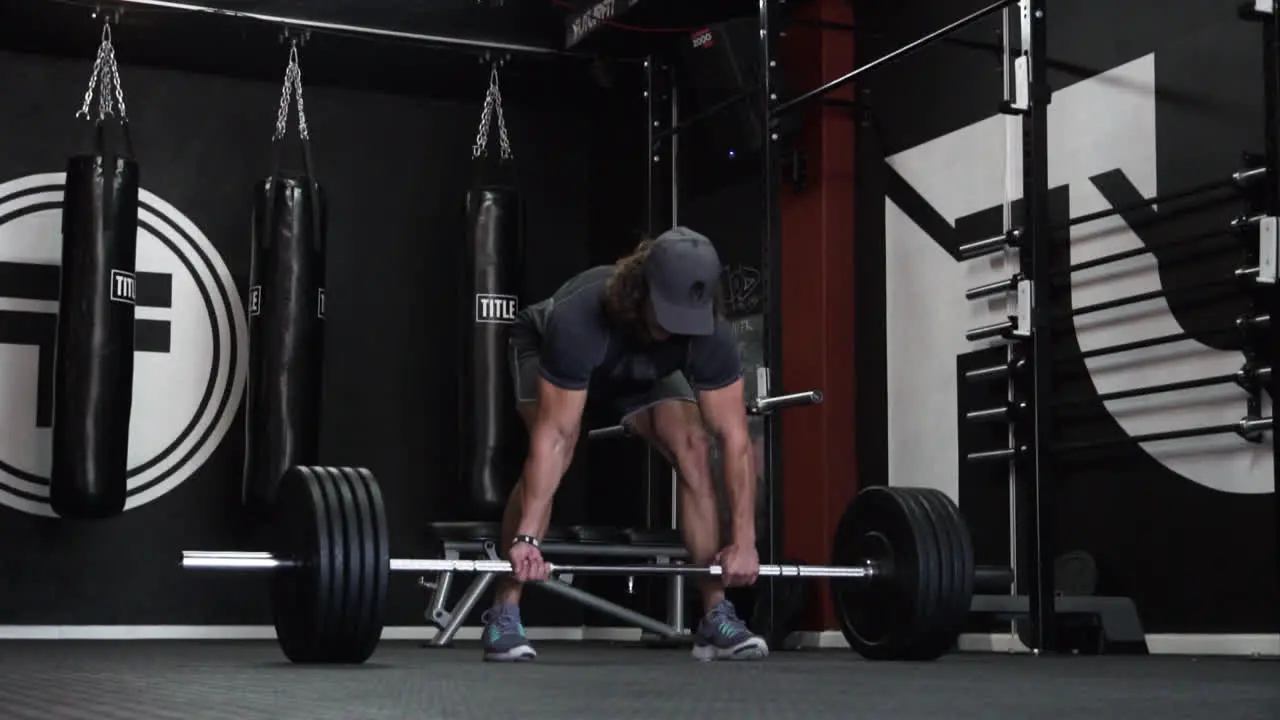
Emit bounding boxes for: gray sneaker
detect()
[691,599,769,662]
[481,604,536,662]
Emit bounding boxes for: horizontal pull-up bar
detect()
[110,0,575,56]
[772,0,1017,117]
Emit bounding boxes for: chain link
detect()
[471,64,513,161]
[76,22,128,123]
[273,42,310,142]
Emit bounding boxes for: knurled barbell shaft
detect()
[180,550,877,579]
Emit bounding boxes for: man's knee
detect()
[653,403,713,478]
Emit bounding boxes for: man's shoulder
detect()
[548,266,612,315]
[542,267,612,338]
[557,265,615,297]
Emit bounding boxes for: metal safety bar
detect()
[1065,172,1261,229]
[1068,274,1245,318]
[964,373,1261,418]
[962,170,1264,262]
[656,89,757,144]
[587,389,823,441]
[969,416,1275,460]
[772,0,1018,116]
[1073,325,1236,361]
[1052,370,1266,408]
[110,0,574,56]
[1064,225,1237,276]
[1053,416,1274,453]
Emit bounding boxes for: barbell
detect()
[181,465,990,664]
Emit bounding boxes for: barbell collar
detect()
[749,389,824,415]
[1232,166,1267,186]
[965,276,1019,301]
[1231,213,1266,230]
[965,363,1010,382]
[965,319,1015,342]
[965,405,1009,423]
[966,447,1019,462]
[1239,416,1274,434]
[959,228,1020,258]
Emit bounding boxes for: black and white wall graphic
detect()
[0,173,247,517]
[857,0,1278,641]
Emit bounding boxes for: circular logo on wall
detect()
[0,172,247,517]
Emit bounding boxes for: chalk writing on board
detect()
[723,265,762,315]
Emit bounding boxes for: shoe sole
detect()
[691,637,770,662]
[483,645,538,662]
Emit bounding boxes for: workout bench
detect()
[420,522,692,645]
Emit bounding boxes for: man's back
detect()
[514,265,613,343]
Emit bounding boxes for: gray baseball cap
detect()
[644,227,722,336]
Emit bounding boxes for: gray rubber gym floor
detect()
[0,640,1275,719]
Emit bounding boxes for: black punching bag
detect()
[460,186,522,517]
[50,150,140,519]
[242,174,326,512]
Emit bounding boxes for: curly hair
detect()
[602,237,724,342]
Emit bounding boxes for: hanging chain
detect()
[471,63,513,160]
[273,41,310,142]
[76,21,129,122]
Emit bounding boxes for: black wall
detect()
[856,0,1278,633]
[0,46,610,627]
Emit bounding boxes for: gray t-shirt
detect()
[513,266,742,393]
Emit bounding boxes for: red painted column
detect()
[777,0,856,631]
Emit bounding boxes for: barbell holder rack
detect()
[181,551,877,579]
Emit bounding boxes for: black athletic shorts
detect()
[508,341,696,425]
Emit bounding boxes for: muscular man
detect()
[481,227,767,663]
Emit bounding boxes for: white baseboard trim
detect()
[0,626,1274,656]
[801,631,1280,657]
[956,632,1280,656]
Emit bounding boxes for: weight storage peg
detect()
[183,468,980,663]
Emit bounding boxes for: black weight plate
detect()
[320,466,364,663]
[335,466,381,663]
[307,466,349,663]
[270,466,332,663]
[354,466,390,657]
[831,486,934,660]
[921,484,967,648]
[905,488,973,660]
[894,489,942,657]
[905,488,958,658]
[931,486,977,632]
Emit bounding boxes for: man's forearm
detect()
[516,432,574,536]
[721,437,757,546]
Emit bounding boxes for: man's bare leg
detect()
[628,400,767,661]
[627,401,724,612]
